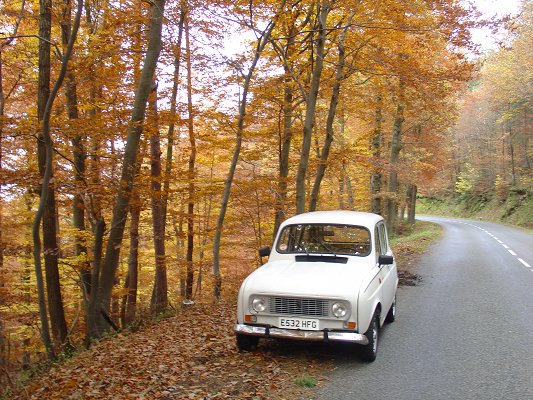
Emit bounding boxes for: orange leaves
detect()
[18,302,325,400]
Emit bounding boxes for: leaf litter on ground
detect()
[13,301,327,400]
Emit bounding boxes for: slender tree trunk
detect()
[274,62,294,236]
[309,12,352,211]
[123,190,140,325]
[85,6,106,321]
[195,155,215,298]
[33,0,83,357]
[522,109,531,170]
[184,15,196,301]
[0,56,5,275]
[399,186,406,223]
[273,22,296,235]
[171,205,186,297]
[337,115,355,209]
[212,4,284,299]
[295,1,329,214]
[35,0,58,355]
[162,9,185,222]
[158,9,184,304]
[36,0,54,354]
[87,0,166,339]
[120,5,145,326]
[407,184,417,225]
[61,0,90,301]
[85,2,105,286]
[386,79,405,233]
[0,54,4,378]
[509,125,516,186]
[371,95,383,214]
[149,84,168,313]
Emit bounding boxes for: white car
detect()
[235,210,398,361]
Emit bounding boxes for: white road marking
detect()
[465,222,531,272]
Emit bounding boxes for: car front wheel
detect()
[236,333,259,352]
[360,313,379,362]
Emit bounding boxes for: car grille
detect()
[268,297,330,317]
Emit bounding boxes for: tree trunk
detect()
[162,9,185,222]
[407,184,417,225]
[336,115,354,209]
[61,0,90,300]
[509,125,516,186]
[274,61,294,236]
[120,5,145,326]
[0,56,5,275]
[149,84,168,314]
[0,53,4,370]
[295,2,329,214]
[522,109,531,170]
[212,3,284,299]
[87,0,166,339]
[371,95,383,215]
[33,0,83,357]
[386,79,405,233]
[36,0,55,354]
[171,205,186,297]
[273,21,296,236]
[123,189,140,325]
[184,15,196,301]
[309,11,352,211]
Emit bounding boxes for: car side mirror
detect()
[378,255,394,265]
[259,246,271,258]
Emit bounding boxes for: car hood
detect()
[241,257,372,299]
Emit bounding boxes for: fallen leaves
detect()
[12,301,327,400]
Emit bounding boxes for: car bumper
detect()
[234,323,369,345]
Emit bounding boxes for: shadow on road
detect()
[252,322,396,366]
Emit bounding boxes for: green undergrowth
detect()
[389,220,443,281]
[418,189,533,231]
[295,375,318,388]
[390,220,443,250]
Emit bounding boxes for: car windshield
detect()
[276,224,371,256]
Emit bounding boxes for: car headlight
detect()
[332,302,348,318]
[251,297,267,313]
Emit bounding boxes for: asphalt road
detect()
[314,217,533,400]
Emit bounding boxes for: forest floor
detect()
[4,222,442,400]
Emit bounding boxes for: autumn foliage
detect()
[2,0,526,391]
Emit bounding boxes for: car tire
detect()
[360,313,379,362]
[236,334,259,352]
[385,296,396,323]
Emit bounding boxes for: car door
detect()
[375,222,397,320]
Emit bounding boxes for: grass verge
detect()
[390,220,443,286]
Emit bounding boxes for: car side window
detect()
[375,223,388,259]
[374,227,382,256]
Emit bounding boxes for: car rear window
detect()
[276,224,371,256]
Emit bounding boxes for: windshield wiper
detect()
[319,241,338,257]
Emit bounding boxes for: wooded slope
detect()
[1,0,528,382]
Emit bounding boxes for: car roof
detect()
[279,210,384,229]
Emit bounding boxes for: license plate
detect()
[279,317,319,330]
